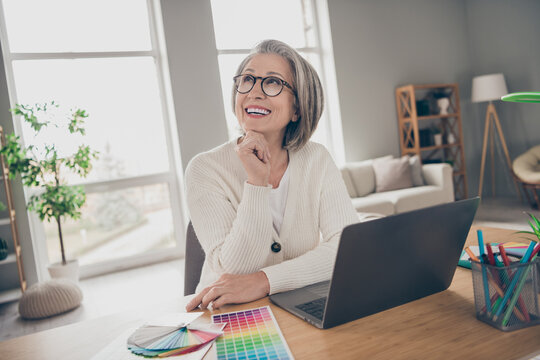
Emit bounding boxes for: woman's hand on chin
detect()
[185,271,270,311]
[235,131,271,186]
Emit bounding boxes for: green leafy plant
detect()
[0,102,99,265]
[516,212,540,243]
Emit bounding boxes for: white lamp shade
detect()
[471,73,508,102]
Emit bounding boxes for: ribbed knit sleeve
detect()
[185,150,275,276]
[261,146,358,294]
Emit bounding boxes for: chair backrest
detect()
[184,221,206,295]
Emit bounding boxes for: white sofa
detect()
[340,160,454,215]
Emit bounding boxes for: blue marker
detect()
[477,229,485,260]
[477,229,491,313]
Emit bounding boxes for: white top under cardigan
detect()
[269,164,290,234]
[185,139,358,295]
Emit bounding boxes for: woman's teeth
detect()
[246,107,271,115]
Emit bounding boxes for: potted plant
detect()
[0,102,99,281]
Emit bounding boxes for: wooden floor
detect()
[0,258,184,342]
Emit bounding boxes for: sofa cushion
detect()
[347,160,376,197]
[340,168,357,198]
[351,196,394,215]
[373,156,413,192]
[346,156,393,197]
[369,185,451,213]
[409,155,424,186]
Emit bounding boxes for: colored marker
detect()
[493,253,504,267]
[499,244,530,321]
[484,244,503,289]
[477,230,486,259]
[486,243,496,265]
[483,245,506,314]
[498,245,511,266]
[493,242,536,321]
[476,230,491,312]
[502,252,538,326]
[464,247,480,262]
[485,266,525,321]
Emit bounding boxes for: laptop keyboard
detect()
[306,281,330,297]
[295,297,327,320]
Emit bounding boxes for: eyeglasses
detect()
[233,74,295,97]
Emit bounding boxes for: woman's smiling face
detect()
[235,53,297,140]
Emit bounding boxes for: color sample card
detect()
[212,306,294,360]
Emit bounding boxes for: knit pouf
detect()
[18,279,83,320]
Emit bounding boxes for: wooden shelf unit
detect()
[395,83,468,200]
[0,126,26,296]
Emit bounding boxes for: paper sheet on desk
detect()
[90,327,217,360]
[145,312,203,327]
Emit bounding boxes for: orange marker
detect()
[464,247,480,262]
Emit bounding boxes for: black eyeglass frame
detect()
[233,74,296,97]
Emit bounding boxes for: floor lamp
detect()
[472,73,521,198]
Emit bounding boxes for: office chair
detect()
[184,221,206,295]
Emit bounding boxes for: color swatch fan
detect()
[126,313,225,358]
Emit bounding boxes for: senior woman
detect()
[185,39,357,311]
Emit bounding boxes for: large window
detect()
[0,0,185,277]
[209,0,345,164]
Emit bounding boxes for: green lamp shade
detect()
[501,92,540,103]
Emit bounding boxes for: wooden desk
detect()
[1,226,539,360]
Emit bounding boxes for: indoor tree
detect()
[0,102,99,265]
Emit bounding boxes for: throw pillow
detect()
[408,155,425,186]
[347,160,376,197]
[373,156,413,192]
[347,155,392,197]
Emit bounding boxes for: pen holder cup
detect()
[471,259,540,332]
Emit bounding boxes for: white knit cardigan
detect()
[185,139,358,295]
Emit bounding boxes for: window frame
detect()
[211,0,346,165]
[0,0,187,280]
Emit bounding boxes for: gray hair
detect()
[231,39,324,151]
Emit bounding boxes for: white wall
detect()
[327,0,540,197]
[465,0,540,196]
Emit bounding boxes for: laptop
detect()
[270,197,480,329]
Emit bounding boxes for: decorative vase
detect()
[434,133,443,146]
[447,133,456,144]
[48,259,80,283]
[437,97,450,115]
